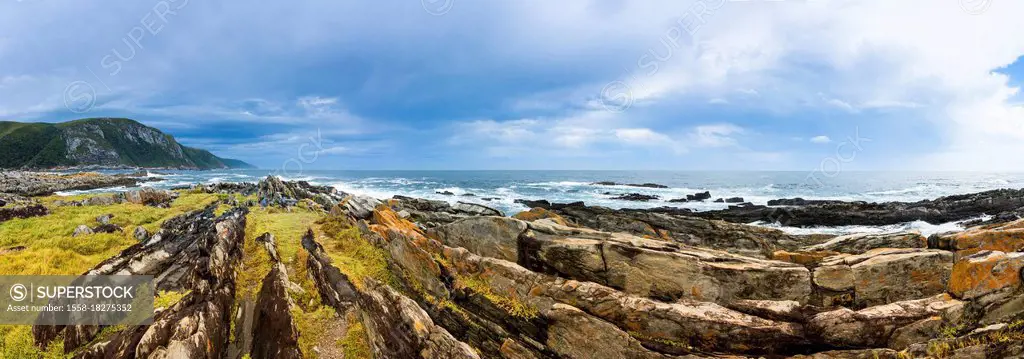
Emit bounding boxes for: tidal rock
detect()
[609,193,659,201]
[72,225,93,237]
[714,198,725,203]
[803,231,926,255]
[591,181,669,189]
[257,176,344,208]
[698,189,1024,227]
[812,249,953,308]
[686,191,712,201]
[667,198,688,203]
[512,207,571,226]
[725,197,745,203]
[436,190,455,196]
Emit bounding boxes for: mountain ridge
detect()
[0,118,254,170]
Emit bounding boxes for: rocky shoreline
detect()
[3,174,1024,358]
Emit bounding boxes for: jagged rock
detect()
[436,190,455,196]
[804,232,926,254]
[609,193,659,201]
[133,226,149,241]
[725,197,745,203]
[386,195,503,226]
[340,194,382,220]
[251,233,302,359]
[686,191,712,201]
[257,176,343,208]
[806,294,963,348]
[72,224,93,237]
[812,248,953,308]
[39,207,248,357]
[452,201,503,217]
[0,204,48,223]
[887,316,944,350]
[697,189,1024,227]
[667,198,688,203]
[948,250,1024,300]
[543,303,671,359]
[714,198,725,203]
[96,213,114,224]
[929,219,1024,254]
[120,187,178,207]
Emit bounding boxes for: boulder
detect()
[72,225,93,237]
[133,226,149,241]
[91,223,123,234]
[948,250,1024,300]
[686,191,712,201]
[806,294,963,348]
[804,232,926,254]
[813,248,953,308]
[609,193,659,202]
[429,216,526,262]
[340,194,382,220]
[512,208,571,226]
[725,197,745,203]
[929,219,1024,254]
[95,214,114,225]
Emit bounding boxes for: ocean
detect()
[57,170,1024,236]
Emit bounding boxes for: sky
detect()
[1,0,1024,171]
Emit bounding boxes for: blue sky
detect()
[2,0,1024,170]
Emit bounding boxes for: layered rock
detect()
[693,188,1024,227]
[41,207,248,358]
[929,219,1024,254]
[803,232,926,254]
[250,233,302,359]
[0,171,152,196]
[812,248,953,308]
[380,195,503,226]
[257,176,344,209]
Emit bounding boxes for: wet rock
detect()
[591,181,669,189]
[725,197,745,203]
[0,204,48,223]
[714,198,725,203]
[686,191,712,201]
[803,232,926,255]
[807,294,963,348]
[609,193,659,201]
[436,190,455,196]
[698,189,1024,227]
[813,248,953,308]
[72,224,93,237]
[667,198,688,203]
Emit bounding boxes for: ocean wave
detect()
[752,217,975,237]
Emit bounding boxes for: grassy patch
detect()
[292,305,337,358]
[0,193,219,275]
[339,310,372,359]
[927,320,1024,358]
[455,275,538,319]
[0,325,65,359]
[315,215,397,290]
[154,290,190,310]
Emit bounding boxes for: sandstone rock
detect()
[949,250,1024,300]
[930,219,1024,254]
[451,201,503,217]
[773,250,841,267]
[803,231,925,254]
[543,303,670,359]
[887,316,943,350]
[806,294,963,348]
[429,216,526,262]
[72,224,93,237]
[119,187,177,207]
[725,299,817,323]
[512,207,571,226]
[789,349,902,359]
[813,248,953,307]
[340,194,381,220]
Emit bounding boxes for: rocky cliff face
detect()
[29,177,1024,358]
[0,118,253,169]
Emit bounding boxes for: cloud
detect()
[688,124,743,148]
[810,135,831,144]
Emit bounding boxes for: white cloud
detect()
[810,135,831,144]
[689,123,743,148]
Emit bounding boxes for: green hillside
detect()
[0,118,254,170]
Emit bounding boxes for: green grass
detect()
[0,192,219,275]
[315,215,397,290]
[0,325,65,359]
[339,310,371,359]
[154,290,190,310]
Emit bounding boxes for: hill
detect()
[0,118,254,169]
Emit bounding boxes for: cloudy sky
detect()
[1,0,1023,170]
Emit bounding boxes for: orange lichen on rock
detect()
[370,205,424,240]
[946,220,1024,254]
[948,250,1024,300]
[512,207,572,226]
[772,250,840,267]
